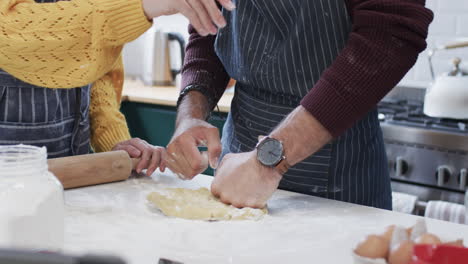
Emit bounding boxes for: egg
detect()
[382,225,396,242]
[406,227,413,237]
[354,234,389,259]
[443,239,464,247]
[415,233,441,245]
[408,220,428,241]
[388,240,414,264]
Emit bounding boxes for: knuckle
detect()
[189,169,199,178]
[231,202,243,208]
[178,136,191,146]
[211,144,222,153]
[175,135,188,144]
[219,195,230,205]
[207,126,218,133]
[214,11,224,21]
[166,144,175,152]
[245,200,259,208]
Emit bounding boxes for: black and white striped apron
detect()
[0,0,91,158]
[216,0,392,209]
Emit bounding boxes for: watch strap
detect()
[275,157,290,175]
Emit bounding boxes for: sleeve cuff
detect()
[99,0,152,44]
[300,79,360,138]
[91,123,131,153]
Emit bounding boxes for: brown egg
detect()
[443,239,464,247]
[382,225,396,242]
[415,233,442,245]
[406,227,413,237]
[388,240,414,264]
[354,235,389,259]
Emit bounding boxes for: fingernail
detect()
[211,157,219,169]
[226,2,236,10]
[176,173,187,180]
[199,30,208,36]
[198,140,208,147]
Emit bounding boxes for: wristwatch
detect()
[255,136,290,175]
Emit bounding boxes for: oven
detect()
[378,87,468,216]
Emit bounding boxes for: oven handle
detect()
[415,201,428,214]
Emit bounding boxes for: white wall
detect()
[400,0,468,88]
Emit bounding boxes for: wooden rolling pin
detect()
[48,150,139,189]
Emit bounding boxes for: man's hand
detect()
[164,118,222,179]
[211,151,282,208]
[112,138,166,176]
[142,0,236,36]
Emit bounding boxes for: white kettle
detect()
[423,41,468,119]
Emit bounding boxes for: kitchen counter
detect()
[63,171,468,264]
[122,79,233,112]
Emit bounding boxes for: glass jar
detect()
[0,145,64,250]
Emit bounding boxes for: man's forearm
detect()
[269,106,332,166]
[175,91,211,127]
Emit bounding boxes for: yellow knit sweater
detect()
[0,0,152,152]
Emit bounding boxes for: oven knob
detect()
[394,157,409,177]
[435,166,451,186]
[458,169,467,189]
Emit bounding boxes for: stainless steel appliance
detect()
[123,28,185,86]
[378,87,468,214]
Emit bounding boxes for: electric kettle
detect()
[123,28,185,86]
[423,40,468,119]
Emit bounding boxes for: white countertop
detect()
[63,172,468,264]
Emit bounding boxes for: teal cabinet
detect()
[120,102,228,175]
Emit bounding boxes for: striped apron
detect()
[0,0,90,158]
[216,0,392,209]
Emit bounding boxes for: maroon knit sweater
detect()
[181,0,433,137]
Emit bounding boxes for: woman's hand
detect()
[141,0,236,36]
[112,138,166,176]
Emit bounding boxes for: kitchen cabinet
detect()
[120,102,228,175]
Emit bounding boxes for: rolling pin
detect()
[47,150,139,189]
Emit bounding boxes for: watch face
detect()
[257,138,283,166]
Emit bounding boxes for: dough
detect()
[147,188,267,221]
